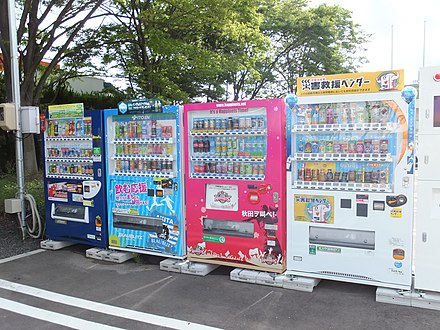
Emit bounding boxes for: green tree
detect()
[95,0,268,103]
[0,0,108,175]
[230,0,369,99]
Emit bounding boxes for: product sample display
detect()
[43,104,115,246]
[286,70,416,289]
[105,100,185,257]
[184,99,286,272]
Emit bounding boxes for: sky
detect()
[309,0,440,84]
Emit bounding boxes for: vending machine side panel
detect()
[414,66,440,292]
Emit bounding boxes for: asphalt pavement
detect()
[0,245,439,330]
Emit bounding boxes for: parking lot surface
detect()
[0,245,439,329]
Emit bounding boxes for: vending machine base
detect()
[411,291,440,311]
[40,239,75,250]
[230,269,320,292]
[377,287,440,311]
[180,261,219,276]
[85,247,135,263]
[159,258,189,273]
[376,287,412,307]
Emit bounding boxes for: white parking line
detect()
[0,249,46,264]
[0,279,222,330]
[0,297,125,330]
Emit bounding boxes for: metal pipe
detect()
[7,0,26,239]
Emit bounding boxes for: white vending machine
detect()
[286,70,417,290]
[414,66,440,293]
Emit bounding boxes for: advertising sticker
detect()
[206,184,238,211]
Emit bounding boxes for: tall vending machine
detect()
[414,66,440,293]
[105,99,185,258]
[286,70,416,289]
[43,103,115,246]
[184,99,286,272]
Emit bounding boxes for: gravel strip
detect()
[0,215,42,259]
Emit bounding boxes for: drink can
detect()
[233,118,240,130]
[215,162,222,173]
[348,170,356,182]
[240,163,246,175]
[227,163,233,174]
[227,117,233,130]
[233,163,240,174]
[356,140,364,153]
[221,162,227,174]
[210,162,216,173]
[311,141,319,153]
[355,169,363,183]
[364,171,371,183]
[258,117,265,129]
[162,160,167,172]
[252,164,259,175]
[245,117,252,129]
[246,163,253,175]
[251,117,257,128]
[156,126,162,138]
[378,170,386,183]
[333,142,341,153]
[362,139,371,153]
[348,140,356,153]
[202,119,208,130]
[325,141,334,153]
[221,118,227,131]
[372,140,380,153]
[239,117,245,129]
[209,119,215,130]
[380,139,388,154]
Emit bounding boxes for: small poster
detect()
[47,182,68,202]
[206,184,238,211]
[294,194,334,224]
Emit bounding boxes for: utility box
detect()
[5,198,21,214]
[21,106,40,133]
[0,103,17,131]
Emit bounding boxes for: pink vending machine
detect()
[184,99,286,273]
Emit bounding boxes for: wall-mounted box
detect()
[0,103,17,131]
[21,106,40,133]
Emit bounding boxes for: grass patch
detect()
[0,173,45,219]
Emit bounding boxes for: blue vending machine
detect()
[43,104,117,247]
[104,100,185,258]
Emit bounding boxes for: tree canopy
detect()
[0,0,369,173]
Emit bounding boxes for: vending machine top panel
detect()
[297,70,404,97]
